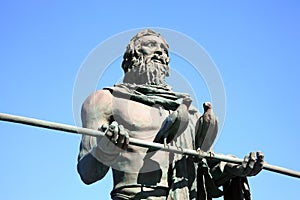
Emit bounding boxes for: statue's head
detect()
[122,29,170,85]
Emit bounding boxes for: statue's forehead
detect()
[134,35,168,48]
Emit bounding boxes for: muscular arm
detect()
[77,90,113,185]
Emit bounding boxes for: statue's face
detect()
[122,34,170,85]
[135,35,169,65]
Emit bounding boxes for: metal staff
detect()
[0,112,299,179]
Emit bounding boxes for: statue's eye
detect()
[147,42,155,47]
[143,41,156,47]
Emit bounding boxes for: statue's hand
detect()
[91,121,129,165]
[96,121,130,154]
[224,151,264,177]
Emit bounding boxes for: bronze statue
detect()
[77,29,264,200]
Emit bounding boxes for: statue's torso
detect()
[109,96,171,196]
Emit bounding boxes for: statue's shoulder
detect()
[82,89,113,113]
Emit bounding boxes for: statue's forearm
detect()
[77,153,109,185]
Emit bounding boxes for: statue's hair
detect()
[121,29,169,73]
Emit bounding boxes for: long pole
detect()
[0,112,299,179]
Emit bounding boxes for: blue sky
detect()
[1,1,300,199]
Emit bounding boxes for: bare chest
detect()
[111,97,169,133]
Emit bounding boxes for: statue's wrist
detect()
[210,161,236,186]
[223,163,243,179]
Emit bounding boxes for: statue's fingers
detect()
[109,121,118,129]
[243,152,256,176]
[112,126,119,143]
[242,155,249,169]
[116,125,125,148]
[105,122,115,138]
[248,152,256,168]
[109,121,119,143]
[257,151,264,162]
[123,131,130,150]
[98,123,112,138]
[250,151,264,176]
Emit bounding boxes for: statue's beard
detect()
[123,55,169,85]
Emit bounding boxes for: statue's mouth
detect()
[151,56,164,64]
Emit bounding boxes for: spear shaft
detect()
[0,112,299,179]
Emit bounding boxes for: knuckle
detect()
[250,152,256,160]
[244,155,249,162]
[110,121,118,128]
[257,151,264,159]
